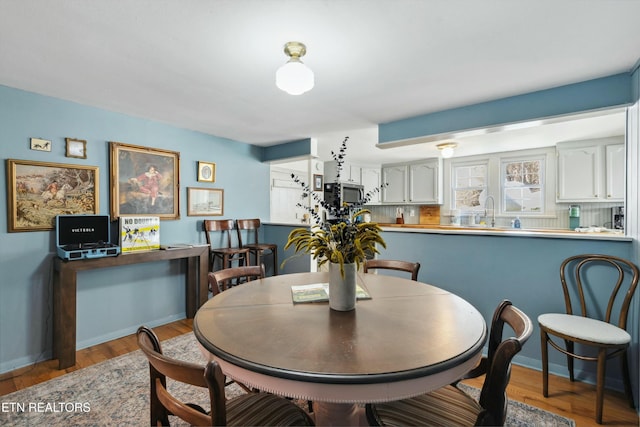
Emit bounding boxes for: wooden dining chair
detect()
[208,264,265,296]
[236,218,278,276]
[136,326,314,426]
[363,259,421,281]
[203,219,249,272]
[365,300,533,426]
[538,254,639,424]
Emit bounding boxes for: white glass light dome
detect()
[276,42,314,96]
[437,142,458,158]
[276,59,314,95]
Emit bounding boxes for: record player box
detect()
[56,215,120,260]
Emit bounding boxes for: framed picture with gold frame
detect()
[197,161,216,183]
[187,187,223,216]
[6,159,99,232]
[65,138,87,159]
[109,141,180,220]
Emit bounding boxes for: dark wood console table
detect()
[53,246,209,369]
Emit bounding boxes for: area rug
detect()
[0,333,575,426]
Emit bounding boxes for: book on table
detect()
[291,283,371,304]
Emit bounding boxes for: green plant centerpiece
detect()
[283,137,387,278]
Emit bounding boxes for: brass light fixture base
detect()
[283,41,307,60]
[436,142,458,150]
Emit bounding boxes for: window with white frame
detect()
[501,157,544,214]
[452,162,488,211]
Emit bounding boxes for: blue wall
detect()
[378,73,633,143]
[0,85,270,373]
[377,231,635,392]
[265,223,636,394]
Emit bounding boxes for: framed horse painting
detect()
[6,159,99,232]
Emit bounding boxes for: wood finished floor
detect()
[0,319,637,426]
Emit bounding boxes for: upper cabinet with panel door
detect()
[408,159,442,204]
[382,158,442,204]
[556,137,625,202]
[605,143,625,200]
[361,166,382,204]
[324,160,361,184]
[381,164,407,203]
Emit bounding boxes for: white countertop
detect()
[265,222,631,241]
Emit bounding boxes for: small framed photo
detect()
[30,138,51,152]
[313,174,323,191]
[197,161,216,183]
[187,187,223,216]
[65,138,87,159]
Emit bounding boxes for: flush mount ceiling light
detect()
[437,142,458,158]
[276,41,314,95]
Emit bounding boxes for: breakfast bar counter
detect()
[378,223,630,241]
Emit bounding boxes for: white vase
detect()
[329,262,357,311]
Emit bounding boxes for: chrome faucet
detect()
[484,195,496,227]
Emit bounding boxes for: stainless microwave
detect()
[324,182,364,209]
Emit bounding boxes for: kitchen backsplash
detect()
[366,202,624,230]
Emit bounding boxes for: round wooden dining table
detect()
[194,272,487,426]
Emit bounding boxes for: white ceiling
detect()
[0,1,637,163]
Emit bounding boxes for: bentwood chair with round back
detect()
[363,259,421,281]
[203,219,249,273]
[236,218,278,276]
[208,264,265,296]
[538,254,639,424]
[136,326,314,426]
[365,300,533,426]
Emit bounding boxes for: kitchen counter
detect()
[378,223,630,241]
[266,221,629,241]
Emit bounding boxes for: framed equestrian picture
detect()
[6,159,99,232]
[109,142,180,220]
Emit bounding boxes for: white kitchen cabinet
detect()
[347,164,361,184]
[557,145,600,201]
[605,144,625,201]
[324,161,361,184]
[382,159,442,204]
[556,139,624,202]
[361,167,381,204]
[382,165,407,203]
[408,159,442,203]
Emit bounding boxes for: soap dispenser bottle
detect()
[513,217,521,229]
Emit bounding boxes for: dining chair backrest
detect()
[136,326,226,426]
[477,300,533,425]
[236,218,263,246]
[203,219,249,273]
[208,264,265,295]
[365,299,533,426]
[559,254,639,328]
[235,218,279,276]
[364,259,421,281]
[203,219,238,249]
